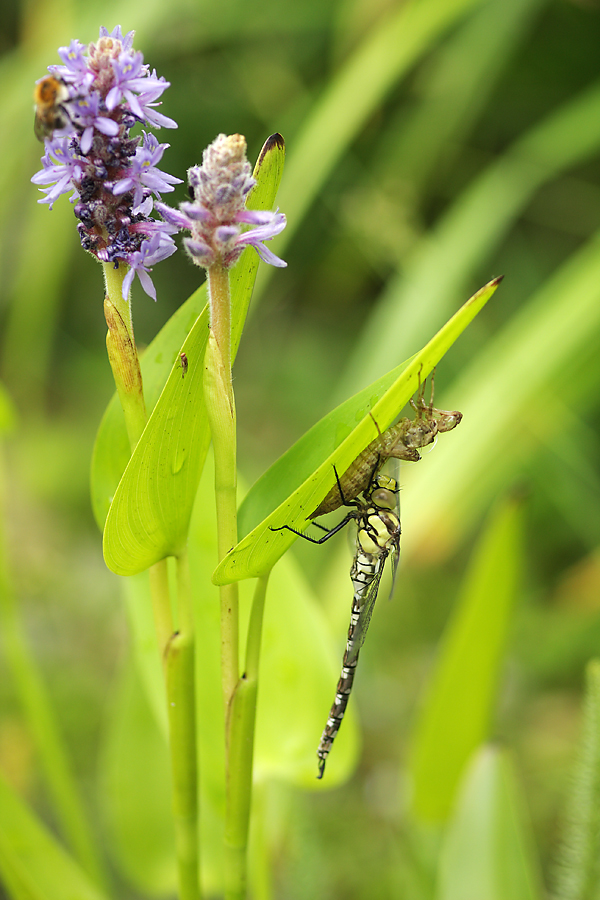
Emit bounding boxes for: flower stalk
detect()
[166,548,200,900]
[103,263,200,900]
[32,27,203,899]
[159,132,286,899]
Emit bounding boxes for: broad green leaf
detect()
[553,659,600,900]
[90,282,207,530]
[409,495,523,822]
[102,135,285,575]
[213,277,501,585]
[189,453,359,790]
[437,746,543,900]
[0,773,109,900]
[105,455,357,895]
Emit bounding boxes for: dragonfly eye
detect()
[371,488,395,509]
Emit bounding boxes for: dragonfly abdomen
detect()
[317,592,364,778]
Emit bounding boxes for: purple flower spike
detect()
[32,26,181,300]
[157,133,287,271]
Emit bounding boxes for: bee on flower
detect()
[31,26,181,300]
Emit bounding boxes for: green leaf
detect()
[213,276,502,585]
[90,283,208,530]
[399,225,600,563]
[553,659,600,900]
[105,454,358,896]
[437,746,543,900]
[0,772,109,900]
[101,135,285,576]
[409,494,523,822]
[189,452,359,789]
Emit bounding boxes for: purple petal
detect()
[252,242,287,268]
[155,203,195,230]
[80,127,94,155]
[137,268,157,300]
[184,237,214,265]
[121,266,135,299]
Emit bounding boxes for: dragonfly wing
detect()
[387,536,401,601]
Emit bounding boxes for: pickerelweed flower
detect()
[156,133,287,270]
[31,26,181,301]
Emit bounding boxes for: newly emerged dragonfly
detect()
[311,386,462,519]
[273,469,402,778]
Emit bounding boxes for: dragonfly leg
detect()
[270,511,355,544]
[368,410,383,438]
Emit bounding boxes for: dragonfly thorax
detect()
[358,509,400,555]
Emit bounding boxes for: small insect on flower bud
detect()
[33,75,71,141]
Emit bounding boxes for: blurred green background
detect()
[2,0,600,896]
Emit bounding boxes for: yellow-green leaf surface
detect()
[102,135,285,576]
[0,772,109,900]
[190,453,359,789]
[437,747,543,900]
[90,283,208,531]
[409,495,523,822]
[213,276,502,585]
[100,453,358,897]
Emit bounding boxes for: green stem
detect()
[205,262,254,900]
[204,265,239,712]
[102,262,200,899]
[223,573,270,900]
[165,549,200,900]
[102,263,147,448]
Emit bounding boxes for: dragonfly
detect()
[272,467,402,778]
[310,387,462,519]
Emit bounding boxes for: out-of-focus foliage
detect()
[2,0,600,896]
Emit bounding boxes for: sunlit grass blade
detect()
[409,495,523,821]
[273,0,485,258]
[553,659,600,900]
[437,746,543,900]
[400,226,600,564]
[100,136,284,575]
[213,277,501,585]
[390,0,544,194]
[0,772,110,900]
[0,404,105,886]
[337,77,600,398]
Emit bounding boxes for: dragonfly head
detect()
[368,473,398,510]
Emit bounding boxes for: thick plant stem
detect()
[103,262,200,898]
[204,265,239,713]
[205,263,253,900]
[102,264,147,449]
[224,573,270,900]
[165,549,200,900]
